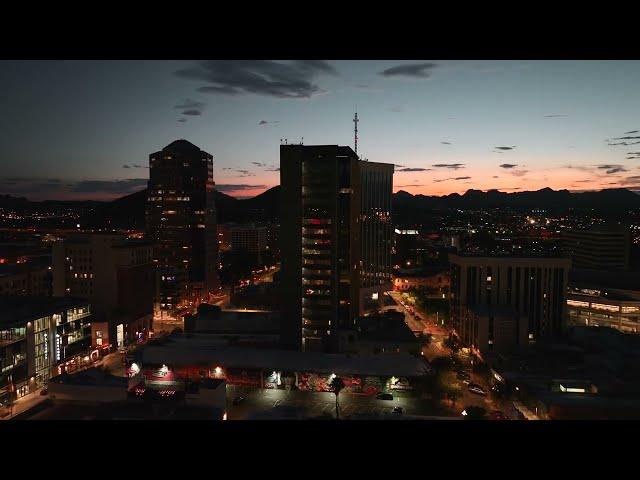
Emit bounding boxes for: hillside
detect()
[2,186,639,230]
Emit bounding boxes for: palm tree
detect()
[329,376,345,420]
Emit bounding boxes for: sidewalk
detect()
[1,388,49,420]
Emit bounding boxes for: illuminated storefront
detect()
[1,297,93,406]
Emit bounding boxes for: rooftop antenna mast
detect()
[353,109,359,158]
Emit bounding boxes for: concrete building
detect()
[146,139,219,318]
[563,226,631,270]
[566,269,640,334]
[280,144,393,352]
[230,224,268,254]
[462,305,528,356]
[52,233,154,349]
[0,296,92,405]
[449,254,571,346]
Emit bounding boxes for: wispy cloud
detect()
[175,60,337,99]
[397,167,432,172]
[596,164,628,174]
[543,114,568,118]
[432,163,465,170]
[353,83,382,91]
[379,63,438,78]
[259,120,280,126]
[499,163,518,169]
[441,141,452,145]
[174,99,206,118]
[494,146,516,151]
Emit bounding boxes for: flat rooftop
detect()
[49,367,128,388]
[0,295,89,327]
[138,335,431,377]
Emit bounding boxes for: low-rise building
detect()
[129,333,431,395]
[0,296,92,405]
[567,268,640,334]
[0,257,51,297]
[184,303,280,348]
[52,233,154,349]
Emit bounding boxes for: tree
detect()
[328,376,345,420]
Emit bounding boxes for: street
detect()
[385,290,517,418]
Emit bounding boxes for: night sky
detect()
[1,60,639,201]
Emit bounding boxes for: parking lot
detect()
[225,386,441,420]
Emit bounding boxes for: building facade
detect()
[230,224,268,254]
[563,227,631,270]
[280,145,362,351]
[146,139,219,318]
[0,258,51,297]
[0,296,92,405]
[52,233,154,349]
[449,254,571,346]
[359,161,394,313]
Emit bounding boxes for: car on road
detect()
[376,392,394,400]
[468,383,487,396]
[391,406,403,415]
[231,396,246,405]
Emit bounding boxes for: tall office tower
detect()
[359,161,394,313]
[146,140,218,319]
[563,226,631,270]
[52,233,154,349]
[449,254,571,351]
[280,145,362,352]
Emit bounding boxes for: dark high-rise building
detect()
[449,254,571,348]
[359,161,394,313]
[146,140,218,318]
[280,145,394,352]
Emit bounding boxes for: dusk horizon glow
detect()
[1,60,639,201]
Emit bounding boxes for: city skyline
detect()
[1,60,640,201]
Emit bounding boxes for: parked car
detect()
[231,396,245,405]
[376,392,394,400]
[391,406,404,415]
[468,383,487,396]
